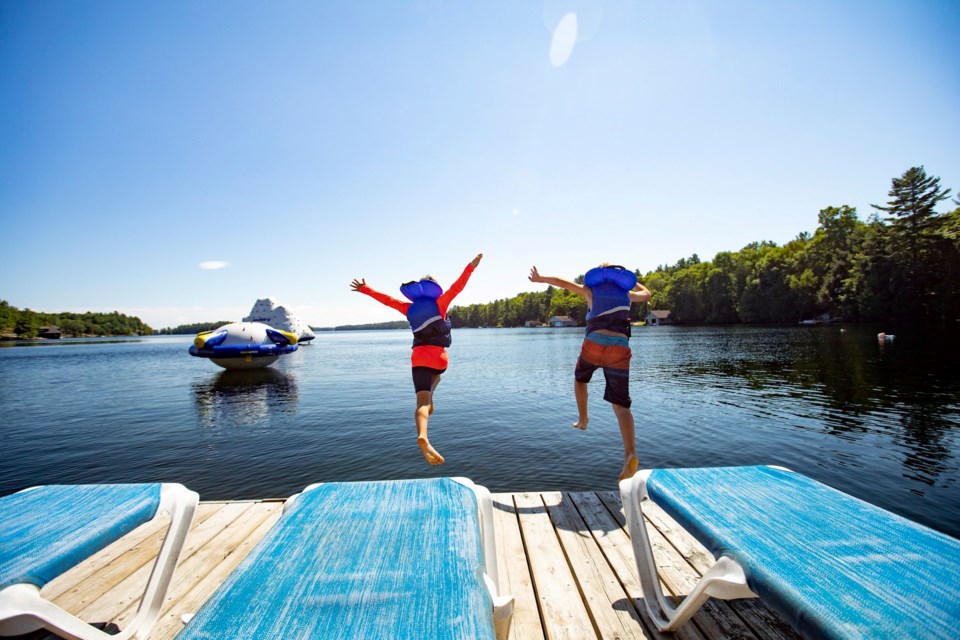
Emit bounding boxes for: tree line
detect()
[449,166,959,327]
[0,302,153,338]
[5,167,955,335]
[157,321,235,335]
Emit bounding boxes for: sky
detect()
[1,0,958,329]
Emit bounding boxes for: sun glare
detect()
[550,12,578,68]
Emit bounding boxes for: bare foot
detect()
[572,419,588,430]
[418,437,445,465]
[619,454,639,481]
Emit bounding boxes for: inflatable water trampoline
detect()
[189,321,298,370]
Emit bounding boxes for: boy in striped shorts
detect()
[528,264,651,480]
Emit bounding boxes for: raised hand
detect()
[350,278,366,291]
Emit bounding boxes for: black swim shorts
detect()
[411,366,446,393]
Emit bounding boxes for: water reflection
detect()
[899,404,954,487]
[652,326,959,490]
[193,368,299,429]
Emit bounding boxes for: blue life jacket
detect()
[400,279,452,348]
[584,266,637,336]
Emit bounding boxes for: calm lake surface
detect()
[1,325,958,538]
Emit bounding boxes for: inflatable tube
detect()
[584,265,638,291]
[400,279,443,302]
[189,322,298,370]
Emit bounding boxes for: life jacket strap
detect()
[411,315,443,333]
[593,305,631,317]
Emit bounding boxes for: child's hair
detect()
[422,275,436,282]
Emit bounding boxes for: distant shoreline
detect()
[0,333,146,341]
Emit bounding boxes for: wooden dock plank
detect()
[513,492,597,640]
[114,500,283,632]
[568,492,706,640]
[149,502,283,639]
[40,515,170,602]
[542,491,650,639]
[42,503,228,607]
[492,493,546,640]
[28,492,800,640]
[72,502,260,625]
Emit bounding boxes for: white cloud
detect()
[199,261,229,270]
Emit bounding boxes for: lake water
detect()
[1,325,958,538]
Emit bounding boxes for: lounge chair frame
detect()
[0,483,198,640]
[620,465,960,639]
[619,469,758,630]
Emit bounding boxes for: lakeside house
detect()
[37,326,62,339]
[645,310,674,326]
[547,315,578,327]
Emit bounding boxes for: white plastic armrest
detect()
[453,477,514,640]
[619,473,757,632]
[0,483,199,640]
[122,483,199,639]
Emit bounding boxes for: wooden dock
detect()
[35,491,801,640]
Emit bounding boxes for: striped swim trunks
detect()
[574,332,632,407]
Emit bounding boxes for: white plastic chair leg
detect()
[619,474,757,631]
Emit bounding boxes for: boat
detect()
[189,321,298,370]
[800,313,836,326]
[243,297,315,343]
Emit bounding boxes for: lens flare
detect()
[549,12,578,68]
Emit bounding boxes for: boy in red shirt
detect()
[351,253,483,465]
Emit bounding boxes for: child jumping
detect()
[528,264,651,480]
[351,253,483,465]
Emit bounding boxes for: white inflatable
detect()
[189,321,298,370]
[243,297,315,343]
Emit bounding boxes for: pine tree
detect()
[871,166,953,318]
[871,166,951,258]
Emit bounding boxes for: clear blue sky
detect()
[2,1,957,329]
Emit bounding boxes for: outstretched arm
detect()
[528,266,590,299]
[629,282,652,303]
[350,278,410,315]
[437,253,483,313]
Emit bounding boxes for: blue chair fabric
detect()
[0,484,162,590]
[647,466,960,640]
[178,477,496,640]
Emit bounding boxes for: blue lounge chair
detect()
[0,483,198,640]
[177,477,513,640]
[620,465,960,639]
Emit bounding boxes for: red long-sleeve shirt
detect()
[358,262,475,370]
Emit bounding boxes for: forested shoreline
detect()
[5,168,956,337]
[450,167,960,327]
[0,302,152,338]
